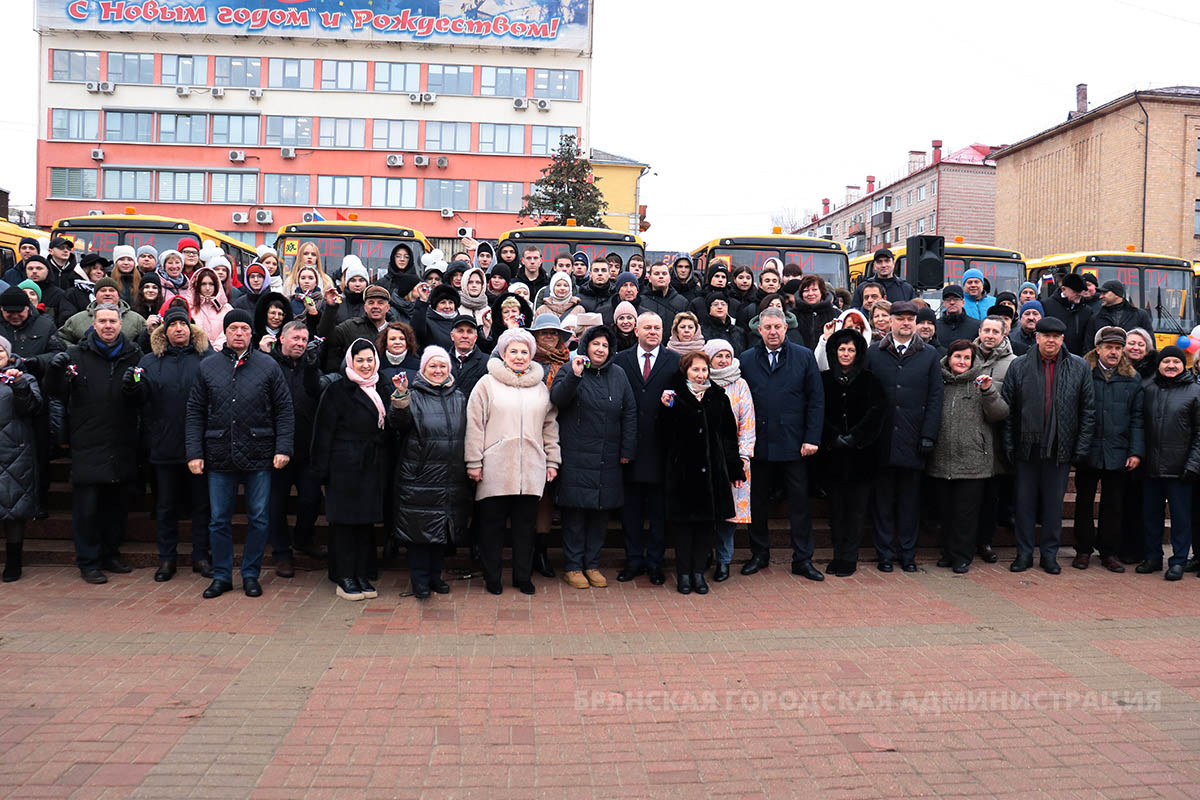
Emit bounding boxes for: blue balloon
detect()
[1178,335,1192,349]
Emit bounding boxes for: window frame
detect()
[480,66,527,98]
[213,56,262,88]
[106,52,155,85]
[52,50,100,82]
[373,62,419,94]
[210,172,258,204]
[425,121,471,153]
[264,116,313,147]
[477,180,523,212]
[49,167,98,199]
[423,178,470,211]
[320,60,367,91]
[369,177,418,209]
[427,64,474,96]
[263,173,311,205]
[372,119,418,151]
[211,114,260,147]
[478,123,524,155]
[317,117,366,149]
[50,109,99,141]
[316,175,364,207]
[532,68,580,100]
[158,113,207,145]
[162,54,208,87]
[267,58,315,89]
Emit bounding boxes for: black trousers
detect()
[154,464,210,562]
[477,494,539,585]
[71,483,128,571]
[976,476,1002,548]
[872,466,922,562]
[749,459,814,564]
[1120,471,1146,562]
[268,460,322,559]
[620,480,666,570]
[331,524,374,582]
[1074,467,1127,558]
[1014,458,1071,560]
[670,521,715,575]
[408,542,445,589]
[33,412,50,515]
[828,481,870,564]
[936,478,986,565]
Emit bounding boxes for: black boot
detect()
[533,539,555,578]
[3,541,22,582]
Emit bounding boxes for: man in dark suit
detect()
[612,311,680,585]
[448,315,488,397]
[739,307,826,581]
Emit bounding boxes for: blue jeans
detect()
[208,469,271,583]
[715,521,735,565]
[1143,477,1193,567]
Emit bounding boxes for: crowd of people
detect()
[0,236,1196,597]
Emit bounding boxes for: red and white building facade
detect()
[33,2,594,247]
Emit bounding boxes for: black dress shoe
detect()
[676,573,692,594]
[792,561,825,581]
[936,556,953,568]
[1010,554,1033,572]
[154,560,176,582]
[81,569,108,585]
[901,561,917,573]
[243,577,263,597]
[203,579,232,598]
[740,554,768,575]
[100,558,133,574]
[1186,557,1200,573]
[430,578,451,594]
[412,584,431,599]
[877,560,894,573]
[485,579,502,595]
[533,549,555,578]
[952,561,970,574]
[616,565,645,582]
[275,558,294,578]
[829,560,857,578]
[1136,560,1163,574]
[647,568,666,585]
[516,580,536,595]
[712,563,730,582]
[1040,558,1061,575]
[977,545,999,564]
[357,578,378,599]
[1166,564,1185,581]
[691,573,709,594]
[192,559,213,578]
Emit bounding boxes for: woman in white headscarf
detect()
[703,339,756,582]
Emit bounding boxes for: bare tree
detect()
[770,207,806,234]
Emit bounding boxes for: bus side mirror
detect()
[908,235,945,290]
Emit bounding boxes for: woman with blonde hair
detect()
[666,311,706,355]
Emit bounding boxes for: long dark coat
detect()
[865,335,944,470]
[612,344,680,483]
[819,329,886,482]
[659,371,743,522]
[0,373,42,519]
[310,378,387,525]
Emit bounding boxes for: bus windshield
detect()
[945,258,1026,298]
[713,248,848,290]
[279,235,423,279]
[58,228,198,260]
[516,240,642,267]
[1085,264,1194,333]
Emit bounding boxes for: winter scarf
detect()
[459,268,490,311]
[534,341,570,388]
[539,293,579,318]
[708,358,742,387]
[666,332,707,355]
[86,327,125,360]
[687,378,711,401]
[385,349,408,366]
[343,339,385,429]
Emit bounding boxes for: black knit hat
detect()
[1159,345,1187,365]
[18,237,38,251]
[223,309,253,331]
[0,286,29,311]
[392,273,421,299]
[163,306,191,328]
[429,283,459,308]
[486,263,512,283]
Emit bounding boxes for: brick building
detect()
[796,141,1000,257]
[993,85,1200,260]
[31,1,618,248]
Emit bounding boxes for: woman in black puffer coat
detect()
[388,345,472,598]
[0,335,42,582]
[549,326,637,589]
[793,275,838,351]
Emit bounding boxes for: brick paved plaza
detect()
[2,549,1199,799]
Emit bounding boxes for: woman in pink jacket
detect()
[187,263,233,350]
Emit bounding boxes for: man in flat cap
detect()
[1001,315,1096,574]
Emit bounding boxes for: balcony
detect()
[871,211,892,228]
[847,221,865,236]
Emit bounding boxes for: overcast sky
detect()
[4,0,1197,249]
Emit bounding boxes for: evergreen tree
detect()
[519,134,608,227]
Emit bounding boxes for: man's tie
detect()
[896,344,906,356]
[769,351,778,371]
[642,352,652,381]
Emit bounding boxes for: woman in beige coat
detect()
[465,327,561,595]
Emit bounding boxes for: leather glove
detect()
[50,352,71,379]
[122,366,139,392]
[836,434,854,450]
[303,338,323,366]
[918,437,935,456]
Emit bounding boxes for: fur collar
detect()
[150,323,209,356]
[1083,349,1136,377]
[486,356,545,388]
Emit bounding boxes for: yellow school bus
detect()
[497,226,644,267]
[690,234,850,291]
[1026,250,1194,351]
[274,220,432,280]
[52,213,256,271]
[850,242,1026,301]
[0,221,46,275]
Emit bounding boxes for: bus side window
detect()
[0,249,13,272]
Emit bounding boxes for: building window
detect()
[212,114,260,146]
[374,62,419,93]
[478,181,523,212]
[931,178,937,195]
[929,212,936,230]
[917,217,925,233]
[317,175,363,206]
[533,68,579,100]
[893,227,900,241]
[221,230,258,246]
[425,121,471,152]
[424,179,469,210]
[50,109,99,140]
[1195,200,1200,235]
[372,119,418,150]
[214,56,261,87]
[158,171,206,202]
[906,190,912,207]
[104,169,153,201]
[531,125,574,155]
[370,177,417,208]
[870,195,891,214]
[481,66,527,97]
[917,184,927,202]
[268,58,314,89]
[52,50,99,82]
[317,118,365,148]
[107,53,154,84]
[427,64,473,95]
[264,173,310,204]
[211,173,257,204]
[104,112,154,143]
[162,55,207,86]
[264,116,312,147]
[320,60,367,91]
[479,123,524,154]
[906,222,912,237]
[159,114,207,144]
[49,167,97,199]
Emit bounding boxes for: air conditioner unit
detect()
[228,149,246,162]
[421,91,436,104]
[231,211,249,224]
[385,153,404,167]
[85,81,101,93]
[248,88,264,99]
[90,148,105,161]
[408,92,422,103]
[87,209,104,216]
[535,98,552,111]
[98,81,115,94]
[175,85,191,96]
[440,207,455,219]
[435,156,449,168]
[413,154,430,167]
[255,209,274,224]
[210,87,226,98]
[301,211,316,223]
[280,147,296,159]
[456,226,474,238]
[513,97,529,110]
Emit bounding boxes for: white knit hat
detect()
[419,345,451,372]
[704,339,734,358]
[112,245,136,262]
